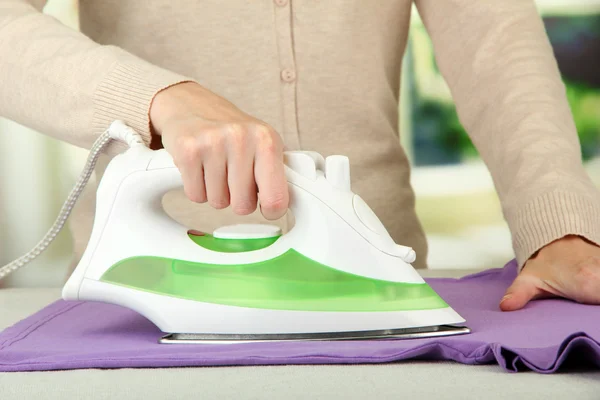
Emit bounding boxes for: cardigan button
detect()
[281,68,296,83]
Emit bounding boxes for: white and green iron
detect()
[3,121,470,343]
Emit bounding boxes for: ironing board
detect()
[1,268,599,400]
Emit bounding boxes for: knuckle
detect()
[209,197,230,210]
[261,191,288,212]
[233,199,256,215]
[201,129,225,151]
[184,188,207,204]
[227,123,248,150]
[174,134,196,150]
[227,123,245,138]
[255,125,280,154]
[175,136,201,165]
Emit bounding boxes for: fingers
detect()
[253,126,289,220]
[173,136,208,204]
[153,84,289,217]
[499,274,544,311]
[202,132,230,209]
[227,126,258,215]
[181,163,207,203]
[166,122,287,217]
[174,131,230,208]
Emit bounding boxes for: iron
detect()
[62,142,470,343]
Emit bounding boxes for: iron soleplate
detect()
[158,325,470,344]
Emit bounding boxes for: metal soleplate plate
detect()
[158,325,470,344]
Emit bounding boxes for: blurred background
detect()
[402,0,600,270]
[0,0,599,287]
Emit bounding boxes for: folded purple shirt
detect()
[1,260,599,373]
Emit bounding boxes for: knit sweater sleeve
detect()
[413,0,600,268]
[0,0,193,155]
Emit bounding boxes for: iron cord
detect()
[0,121,144,280]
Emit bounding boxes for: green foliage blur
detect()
[427,79,600,162]
[565,80,600,160]
[413,77,600,165]
[410,13,600,166]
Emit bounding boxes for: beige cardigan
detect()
[0,0,598,270]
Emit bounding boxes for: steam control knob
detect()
[284,152,317,180]
[325,155,351,191]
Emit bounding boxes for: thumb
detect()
[499,275,541,311]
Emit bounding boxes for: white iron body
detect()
[62,146,466,338]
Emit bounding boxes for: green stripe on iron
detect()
[188,233,280,253]
[100,249,448,312]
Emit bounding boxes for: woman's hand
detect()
[149,82,288,220]
[500,235,600,311]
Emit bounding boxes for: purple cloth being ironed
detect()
[1,260,599,373]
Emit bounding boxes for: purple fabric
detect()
[1,260,599,373]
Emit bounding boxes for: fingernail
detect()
[500,294,511,303]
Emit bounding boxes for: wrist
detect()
[149,81,198,135]
[508,190,600,269]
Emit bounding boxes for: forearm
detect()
[0,0,192,154]
[415,0,600,266]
